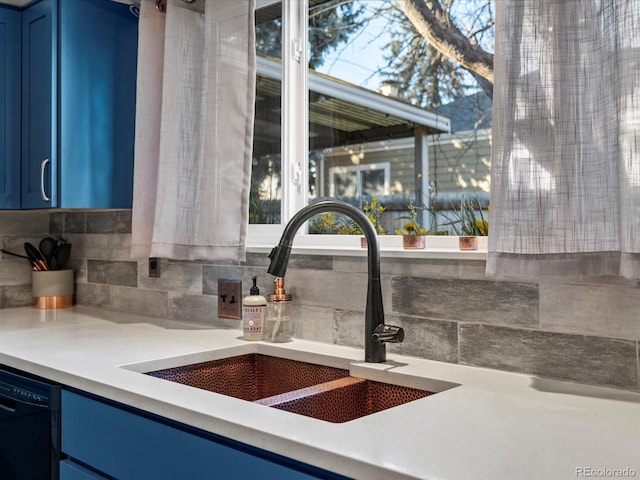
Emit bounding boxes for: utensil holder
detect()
[32,270,74,310]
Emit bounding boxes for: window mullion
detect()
[281,0,309,224]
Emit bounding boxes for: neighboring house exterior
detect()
[316,91,492,232]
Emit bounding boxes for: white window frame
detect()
[328,162,391,198]
[247,0,487,258]
[249,0,306,245]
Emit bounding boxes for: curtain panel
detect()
[130,0,256,261]
[488,0,640,279]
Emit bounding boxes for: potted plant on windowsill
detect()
[395,198,427,249]
[451,193,489,250]
[338,198,386,247]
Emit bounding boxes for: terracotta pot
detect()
[360,237,367,248]
[459,236,478,250]
[402,235,425,249]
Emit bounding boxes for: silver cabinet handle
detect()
[40,158,50,202]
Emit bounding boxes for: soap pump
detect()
[242,276,267,341]
[265,277,293,342]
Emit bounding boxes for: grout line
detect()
[636,340,639,391]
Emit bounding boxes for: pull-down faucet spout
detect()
[267,200,404,363]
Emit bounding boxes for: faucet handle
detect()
[372,324,404,343]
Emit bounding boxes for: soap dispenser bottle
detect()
[242,276,267,341]
[265,277,293,342]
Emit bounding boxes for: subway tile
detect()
[110,286,168,318]
[457,260,490,280]
[328,256,369,274]
[285,254,334,270]
[1,284,33,308]
[244,252,334,271]
[387,314,459,363]
[334,256,487,280]
[391,276,539,327]
[109,235,133,261]
[392,258,486,280]
[169,293,239,329]
[202,265,269,296]
[86,210,132,234]
[49,212,65,235]
[334,309,364,348]
[0,212,49,235]
[3,235,52,260]
[75,283,112,308]
[64,233,130,262]
[540,283,640,339]
[0,260,32,285]
[68,235,112,260]
[87,260,138,287]
[66,258,87,284]
[244,252,274,267]
[459,324,638,389]
[286,269,368,311]
[64,212,86,234]
[334,309,458,362]
[139,260,202,295]
[292,304,335,343]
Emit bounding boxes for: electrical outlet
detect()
[149,258,161,278]
[218,278,242,320]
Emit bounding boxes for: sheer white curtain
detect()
[130,0,256,261]
[488,0,640,279]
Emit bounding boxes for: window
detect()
[329,162,390,197]
[250,0,493,243]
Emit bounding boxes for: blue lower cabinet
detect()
[61,390,351,480]
[60,460,109,480]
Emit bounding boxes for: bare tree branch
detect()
[397,0,494,90]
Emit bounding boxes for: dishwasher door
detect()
[0,368,61,480]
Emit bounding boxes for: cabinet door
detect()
[0,7,21,209]
[60,460,109,480]
[21,0,57,209]
[62,391,349,480]
[59,0,137,208]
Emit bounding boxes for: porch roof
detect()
[254,56,451,157]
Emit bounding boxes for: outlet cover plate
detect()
[149,258,161,278]
[218,279,242,320]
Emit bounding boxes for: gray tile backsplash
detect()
[86,210,132,234]
[0,211,49,235]
[1,209,639,392]
[0,284,32,309]
[87,260,138,287]
[539,282,640,339]
[391,276,539,327]
[459,324,638,389]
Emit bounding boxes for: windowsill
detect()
[247,235,488,260]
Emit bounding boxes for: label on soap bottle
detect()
[242,305,266,340]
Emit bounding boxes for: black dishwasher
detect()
[0,367,61,480]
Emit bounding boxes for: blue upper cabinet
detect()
[0,6,21,209]
[21,0,56,209]
[58,0,138,208]
[12,0,138,210]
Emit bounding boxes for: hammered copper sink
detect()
[145,354,433,423]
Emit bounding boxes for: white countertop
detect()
[0,306,638,480]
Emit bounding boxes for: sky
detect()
[312,0,394,92]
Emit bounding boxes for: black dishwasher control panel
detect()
[0,380,48,406]
[0,368,55,408]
